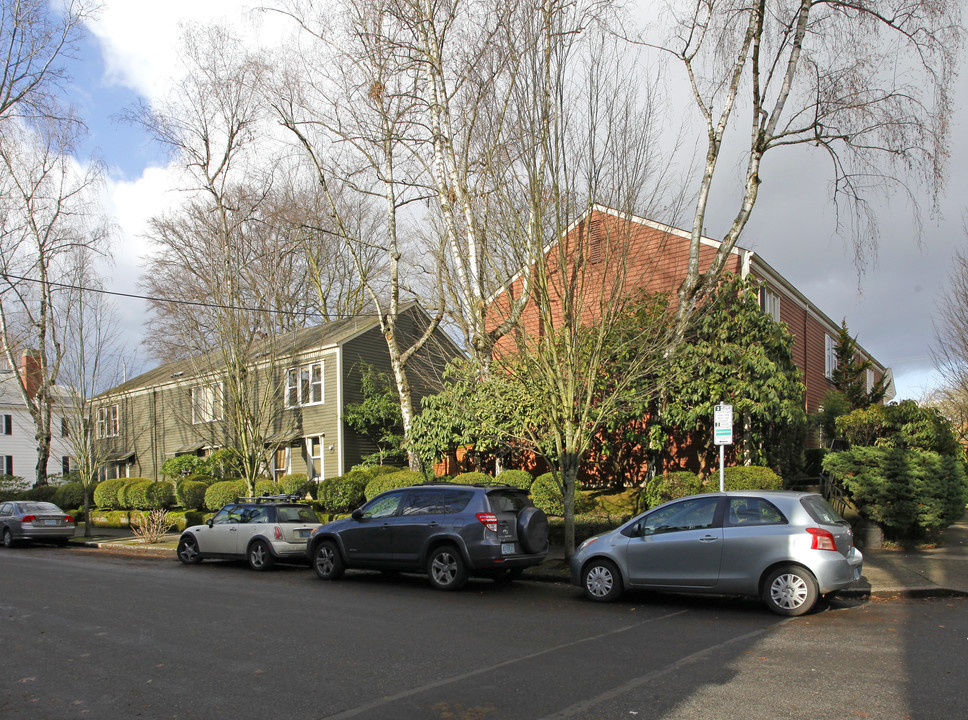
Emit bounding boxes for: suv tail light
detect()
[21,514,36,523]
[274,527,283,540]
[807,527,837,551]
[476,513,498,533]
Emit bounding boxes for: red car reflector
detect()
[476,513,498,533]
[807,527,837,551]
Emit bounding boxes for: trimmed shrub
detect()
[364,470,424,500]
[823,446,968,543]
[254,479,282,497]
[20,485,58,502]
[643,471,702,509]
[452,471,493,485]
[204,480,247,511]
[87,509,131,528]
[187,474,216,486]
[94,478,127,510]
[53,482,86,509]
[317,474,368,513]
[495,469,534,490]
[279,473,310,497]
[124,479,154,510]
[145,481,175,509]
[705,466,783,492]
[176,480,208,510]
[529,473,592,517]
[160,454,207,481]
[164,510,208,532]
[548,515,623,546]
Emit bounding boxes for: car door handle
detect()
[229,527,238,532]
[698,535,719,543]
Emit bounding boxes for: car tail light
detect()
[476,513,498,533]
[21,514,36,523]
[64,514,74,524]
[274,527,283,540]
[807,527,837,551]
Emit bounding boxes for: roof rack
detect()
[234,493,305,504]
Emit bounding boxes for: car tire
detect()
[176,535,203,565]
[247,539,274,571]
[763,565,818,616]
[427,545,468,591]
[582,558,622,602]
[3,527,15,548]
[517,507,549,554]
[312,541,345,581]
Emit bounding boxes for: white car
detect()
[177,495,321,571]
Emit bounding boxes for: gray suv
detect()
[306,483,549,590]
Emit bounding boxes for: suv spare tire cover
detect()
[517,506,549,554]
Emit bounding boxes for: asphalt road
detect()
[1,546,966,720]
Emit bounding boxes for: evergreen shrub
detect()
[363,470,424,500]
[712,466,783,492]
[144,482,175,509]
[124,479,154,510]
[53,482,85,509]
[94,478,127,509]
[20,485,58,502]
[279,473,310,497]
[176,480,208,510]
[452,471,493,485]
[643,471,701,509]
[495,469,534,490]
[204,480,247,511]
[317,474,368,512]
[254,479,282,497]
[529,473,592,517]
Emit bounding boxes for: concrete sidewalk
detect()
[69,519,968,599]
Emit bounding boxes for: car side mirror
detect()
[351,508,364,521]
[206,518,214,528]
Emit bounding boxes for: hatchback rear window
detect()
[800,495,846,525]
[276,506,318,523]
[486,490,531,513]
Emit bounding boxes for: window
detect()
[287,361,324,407]
[758,286,781,322]
[641,497,719,535]
[306,436,323,479]
[824,334,837,380]
[726,497,786,526]
[191,383,223,424]
[96,405,119,438]
[1,415,10,435]
[62,456,70,476]
[61,417,68,437]
[273,447,290,481]
[0,456,12,476]
[361,491,404,519]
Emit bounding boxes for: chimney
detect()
[19,349,42,398]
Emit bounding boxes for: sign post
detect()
[713,404,733,492]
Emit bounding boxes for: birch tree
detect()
[0,125,109,486]
[643,0,964,336]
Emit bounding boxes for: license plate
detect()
[501,542,515,555]
[297,529,311,538]
[44,519,58,526]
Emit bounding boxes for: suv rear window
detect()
[800,495,846,525]
[486,490,531,514]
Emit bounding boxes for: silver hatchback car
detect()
[570,491,863,616]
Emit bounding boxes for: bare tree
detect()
[933,232,968,448]
[0,124,109,486]
[0,0,96,134]
[637,0,964,336]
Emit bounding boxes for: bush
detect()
[823,446,968,543]
[529,473,592,517]
[204,480,247,511]
[176,480,208,510]
[123,479,154,510]
[20,485,58,502]
[709,466,783,492]
[165,510,208,532]
[254,479,282,497]
[548,515,623,546]
[145,482,175,509]
[363,470,424,500]
[279,473,310,497]
[495,469,534,490]
[317,474,368,513]
[452,471,493,485]
[643,471,702,509]
[53,482,86,509]
[160,454,207,481]
[94,478,128,510]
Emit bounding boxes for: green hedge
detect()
[713,466,783,492]
[643,471,702,509]
[53,482,87,509]
[204,480,247,511]
[548,515,622,546]
[452,471,493,485]
[94,478,127,509]
[254,479,282,497]
[279,473,310,497]
[529,473,592,517]
[19,485,58,502]
[176,480,208,510]
[495,469,534,490]
[317,474,368,513]
[823,446,968,543]
[364,470,424,500]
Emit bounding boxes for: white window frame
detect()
[191,382,223,424]
[866,367,874,393]
[1,415,10,435]
[287,361,324,407]
[305,435,324,480]
[824,334,837,380]
[1,456,12,475]
[97,405,119,438]
[759,286,781,323]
